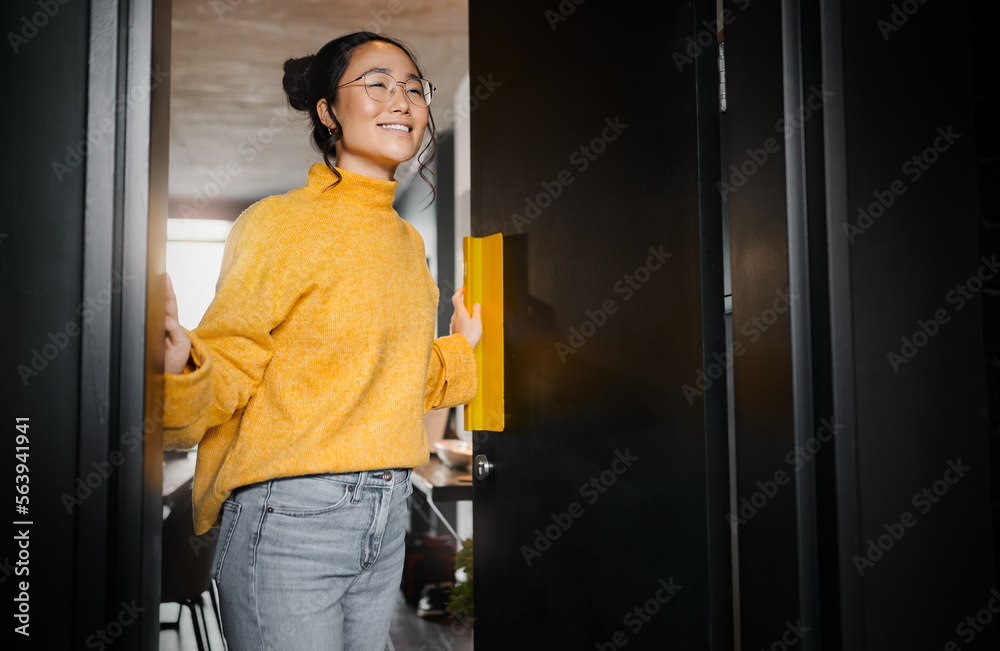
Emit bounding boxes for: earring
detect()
[328,125,337,136]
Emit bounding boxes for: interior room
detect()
[4,0,997,649]
[160,1,474,648]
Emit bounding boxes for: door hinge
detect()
[719,41,727,113]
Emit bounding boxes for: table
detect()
[412,456,472,501]
[163,449,196,496]
[410,456,472,541]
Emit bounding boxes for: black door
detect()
[469,0,730,648]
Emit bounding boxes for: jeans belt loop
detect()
[351,471,365,503]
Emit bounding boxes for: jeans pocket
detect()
[212,500,241,586]
[266,476,354,517]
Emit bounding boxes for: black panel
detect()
[121,0,172,647]
[969,0,1000,595]
[795,0,840,646]
[828,0,997,647]
[435,134,456,338]
[694,0,734,646]
[77,0,125,644]
[0,1,89,649]
[470,0,722,648]
[723,0,802,647]
[1,0,169,648]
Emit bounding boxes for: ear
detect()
[316,98,336,128]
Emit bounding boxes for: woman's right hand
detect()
[165,273,192,374]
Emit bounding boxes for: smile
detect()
[378,124,412,133]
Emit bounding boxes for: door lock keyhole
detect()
[474,455,493,481]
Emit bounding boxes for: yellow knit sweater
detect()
[164,162,478,534]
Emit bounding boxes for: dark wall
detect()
[1,1,89,649]
[826,0,996,647]
[721,0,994,647]
[823,1,997,649]
[1,1,169,649]
[970,0,1000,591]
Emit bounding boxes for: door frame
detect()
[75,0,171,647]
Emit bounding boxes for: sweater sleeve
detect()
[424,333,479,413]
[162,204,303,450]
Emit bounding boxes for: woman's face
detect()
[318,41,429,181]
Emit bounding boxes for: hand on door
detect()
[450,286,483,350]
[164,273,193,374]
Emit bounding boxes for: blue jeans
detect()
[212,468,413,650]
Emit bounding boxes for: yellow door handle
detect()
[463,233,504,431]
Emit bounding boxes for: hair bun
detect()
[282,55,315,112]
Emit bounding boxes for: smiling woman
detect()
[283,32,438,195]
[161,31,481,651]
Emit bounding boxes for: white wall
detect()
[166,219,233,328]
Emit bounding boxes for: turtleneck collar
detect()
[304,162,398,212]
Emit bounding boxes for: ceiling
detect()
[168,0,469,205]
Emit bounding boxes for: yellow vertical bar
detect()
[462,233,504,431]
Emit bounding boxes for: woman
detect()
[163,31,481,650]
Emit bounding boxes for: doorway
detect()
[160,1,475,648]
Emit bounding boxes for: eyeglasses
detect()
[336,72,435,108]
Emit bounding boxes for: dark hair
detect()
[282,32,437,201]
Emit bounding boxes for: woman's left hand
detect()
[450,286,483,350]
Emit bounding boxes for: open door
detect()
[468,0,731,647]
